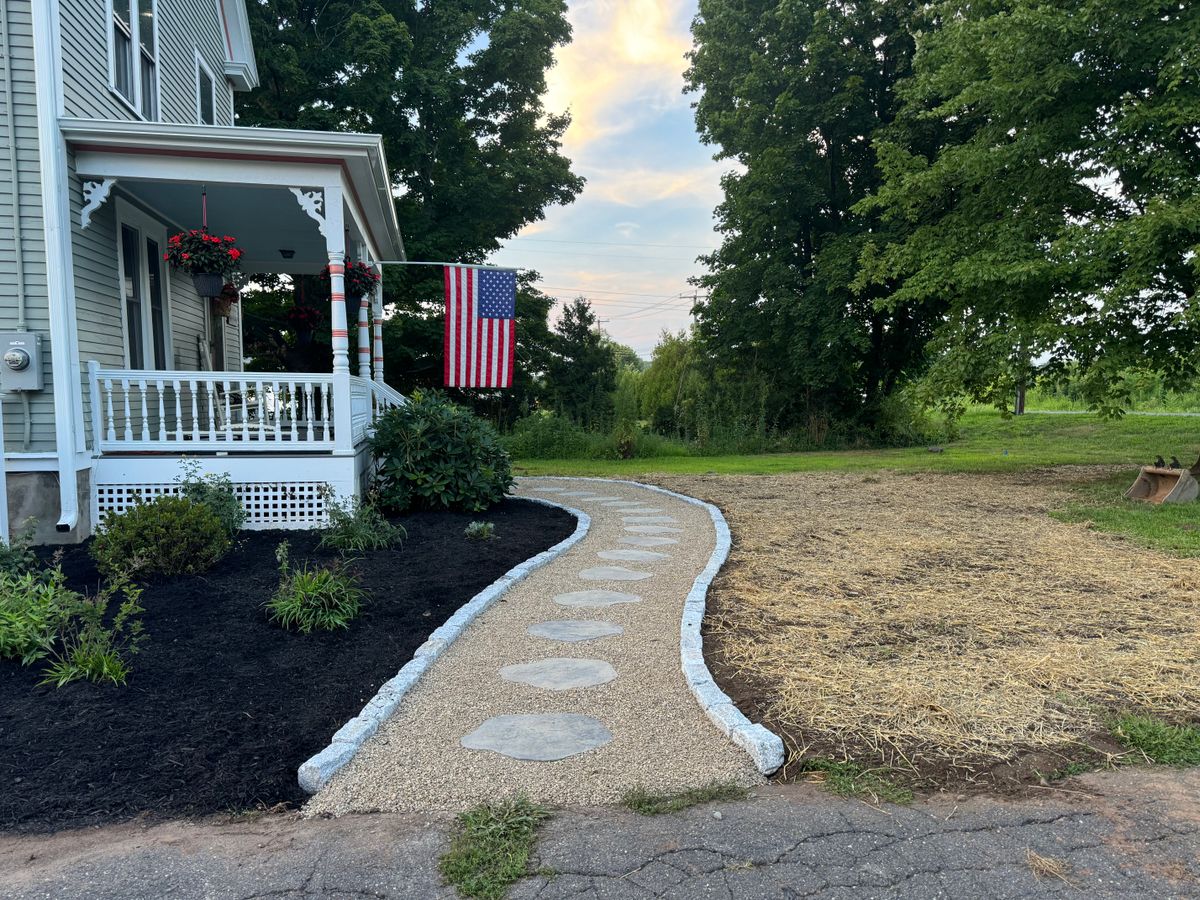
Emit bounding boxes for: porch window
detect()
[116,203,171,370]
[196,54,216,125]
[110,0,158,120]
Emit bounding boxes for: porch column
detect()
[323,184,353,455]
[372,277,385,383]
[357,281,372,380]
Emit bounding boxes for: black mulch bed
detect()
[0,498,574,834]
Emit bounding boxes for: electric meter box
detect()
[0,332,44,391]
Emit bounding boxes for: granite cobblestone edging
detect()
[533,476,785,775]
[297,498,591,794]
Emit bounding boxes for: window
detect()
[110,0,157,119]
[116,202,172,370]
[196,53,216,125]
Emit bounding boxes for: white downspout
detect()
[30,0,81,533]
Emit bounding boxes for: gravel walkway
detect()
[305,477,762,815]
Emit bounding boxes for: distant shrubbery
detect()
[371,390,512,513]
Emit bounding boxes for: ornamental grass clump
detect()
[370,390,513,514]
[464,521,496,541]
[40,572,146,687]
[267,541,364,633]
[90,495,230,578]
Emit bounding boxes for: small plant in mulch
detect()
[621,780,749,815]
[1112,714,1200,766]
[463,521,496,541]
[90,494,230,578]
[177,461,246,538]
[0,563,76,665]
[0,518,39,577]
[318,488,405,553]
[438,797,550,900]
[796,758,913,805]
[40,572,146,687]
[266,541,365,634]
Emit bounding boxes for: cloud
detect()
[547,0,694,155]
[585,163,724,208]
[614,221,640,238]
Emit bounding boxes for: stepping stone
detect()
[527,485,567,493]
[619,507,664,514]
[620,535,678,548]
[561,491,603,497]
[624,525,683,535]
[578,565,653,582]
[601,501,641,507]
[528,620,624,642]
[573,494,620,501]
[500,658,617,690]
[598,549,670,562]
[622,516,679,525]
[461,713,612,761]
[555,589,643,608]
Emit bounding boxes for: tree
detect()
[685,0,929,432]
[237,0,584,407]
[545,298,617,428]
[857,0,1200,414]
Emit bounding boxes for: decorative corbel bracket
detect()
[289,187,327,238]
[80,178,117,229]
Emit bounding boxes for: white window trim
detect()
[107,0,160,121]
[114,197,175,370]
[194,50,218,125]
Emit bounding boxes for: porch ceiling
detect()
[60,118,405,270]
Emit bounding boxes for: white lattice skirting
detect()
[91,453,367,531]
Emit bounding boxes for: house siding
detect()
[60,0,235,126]
[0,0,56,454]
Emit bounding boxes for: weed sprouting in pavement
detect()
[438,797,550,899]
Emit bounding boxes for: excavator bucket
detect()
[1125,456,1200,504]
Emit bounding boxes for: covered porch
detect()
[62,118,408,528]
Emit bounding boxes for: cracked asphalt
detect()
[2,770,1197,899]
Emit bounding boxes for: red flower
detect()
[223,236,235,242]
[190,230,198,236]
[229,248,242,260]
[181,253,190,259]
[162,252,170,260]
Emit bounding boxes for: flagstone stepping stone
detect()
[622,515,679,525]
[620,535,678,548]
[578,565,653,582]
[572,494,620,501]
[527,620,624,642]
[461,713,613,761]
[601,501,642,507]
[618,507,664,514]
[561,491,603,497]
[598,549,670,562]
[500,658,617,691]
[528,485,568,492]
[624,525,684,535]
[554,589,643,608]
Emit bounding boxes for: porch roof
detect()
[61,118,405,272]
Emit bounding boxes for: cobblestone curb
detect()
[298,497,591,794]
[527,476,784,775]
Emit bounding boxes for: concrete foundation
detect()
[5,468,92,545]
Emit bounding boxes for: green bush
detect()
[0,520,39,577]
[501,411,606,459]
[370,390,513,514]
[40,572,145,687]
[91,495,230,578]
[177,462,246,537]
[0,565,77,665]
[266,541,364,633]
[464,521,495,541]
[318,489,406,553]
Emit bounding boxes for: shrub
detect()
[91,495,230,578]
[370,390,513,514]
[0,565,77,665]
[501,411,606,459]
[266,541,364,633]
[318,489,405,553]
[0,519,39,577]
[40,572,145,687]
[177,461,246,537]
[464,521,495,541]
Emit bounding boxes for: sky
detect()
[488,0,726,360]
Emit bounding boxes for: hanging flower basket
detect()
[163,229,243,297]
[286,304,323,345]
[319,258,381,301]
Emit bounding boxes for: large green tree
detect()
[237,0,584,416]
[685,0,929,431]
[545,298,617,428]
[857,0,1200,414]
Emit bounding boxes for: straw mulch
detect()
[658,470,1200,785]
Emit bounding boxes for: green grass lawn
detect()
[515,410,1199,477]
[1052,470,1200,557]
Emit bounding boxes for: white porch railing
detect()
[87,362,408,455]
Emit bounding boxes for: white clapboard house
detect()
[0,0,408,542]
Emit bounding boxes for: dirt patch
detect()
[0,499,574,834]
[655,470,1200,795]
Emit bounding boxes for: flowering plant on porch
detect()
[319,258,380,301]
[164,230,243,298]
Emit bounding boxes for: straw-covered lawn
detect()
[660,469,1200,792]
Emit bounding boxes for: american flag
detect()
[444,265,516,388]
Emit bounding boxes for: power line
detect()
[508,236,717,251]
[497,246,700,263]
